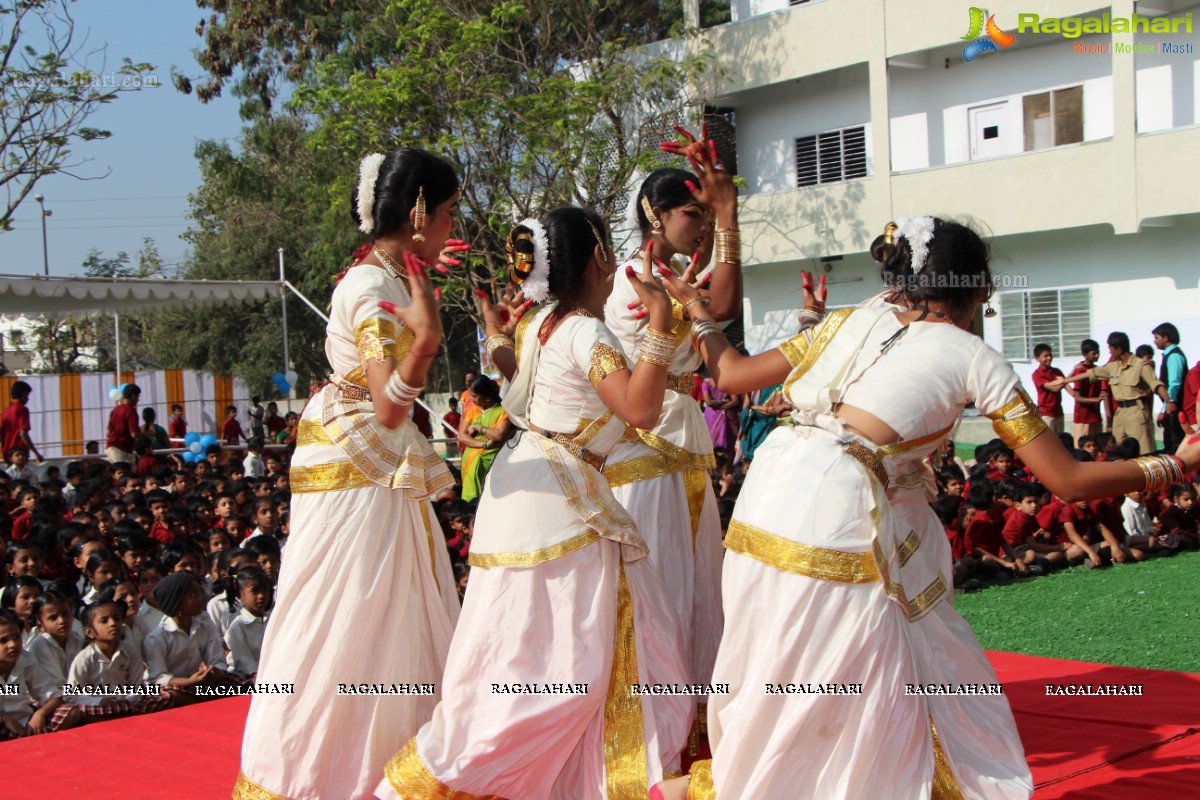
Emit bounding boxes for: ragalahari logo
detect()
[962,7,1016,62]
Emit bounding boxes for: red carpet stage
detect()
[6,651,1199,799]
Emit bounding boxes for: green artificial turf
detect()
[955,550,1200,673]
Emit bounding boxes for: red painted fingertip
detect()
[1189,433,1200,446]
[709,139,718,159]
[523,300,534,309]
[473,289,488,299]
[646,240,654,252]
[684,180,699,193]
[635,310,647,320]
[657,267,673,278]
[625,265,636,277]
[434,287,442,301]
[627,302,638,310]
[434,265,449,274]
[377,301,399,314]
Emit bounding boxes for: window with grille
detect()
[999,287,1091,360]
[1023,86,1083,151]
[795,125,868,187]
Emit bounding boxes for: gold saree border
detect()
[683,467,708,549]
[603,451,685,487]
[383,738,506,800]
[782,307,855,397]
[686,759,716,800]
[468,530,600,569]
[589,342,630,386]
[930,717,965,800]
[603,563,649,800]
[296,419,332,447]
[420,500,440,592]
[725,520,881,584]
[231,771,293,800]
[615,425,717,472]
[289,461,372,494]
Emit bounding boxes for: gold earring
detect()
[640,195,662,232]
[412,187,426,243]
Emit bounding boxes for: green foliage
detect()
[0,0,156,230]
[174,0,716,389]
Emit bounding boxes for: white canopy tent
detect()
[0,263,331,377]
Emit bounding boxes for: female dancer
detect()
[378,207,691,799]
[601,132,738,741]
[457,375,512,502]
[651,216,1200,799]
[235,149,463,800]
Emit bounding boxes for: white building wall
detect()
[734,65,870,193]
[731,0,811,24]
[1134,29,1200,132]
[888,36,1115,170]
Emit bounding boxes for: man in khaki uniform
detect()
[1051,332,1174,454]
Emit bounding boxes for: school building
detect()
[669,0,1200,421]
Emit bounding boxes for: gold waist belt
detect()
[667,371,694,394]
[528,425,606,471]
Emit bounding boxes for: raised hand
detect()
[474,285,532,338]
[801,270,828,316]
[625,242,672,324]
[378,252,443,348]
[627,250,712,320]
[435,238,471,274]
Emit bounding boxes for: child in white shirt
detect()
[224,566,273,676]
[67,600,171,717]
[1122,490,1155,538]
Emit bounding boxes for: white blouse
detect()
[527,316,628,447]
[224,607,269,676]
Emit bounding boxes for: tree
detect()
[143,117,355,396]
[0,0,156,231]
[176,1,716,389]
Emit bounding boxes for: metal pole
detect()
[35,194,50,275]
[278,248,290,393]
[114,312,122,379]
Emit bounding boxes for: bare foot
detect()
[651,775,690,800]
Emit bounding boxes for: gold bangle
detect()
[682,297,710,318]
[637,350,672,368]
[484,334,515,360]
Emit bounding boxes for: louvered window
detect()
[795,126,868,188]
[999,288,1091,360]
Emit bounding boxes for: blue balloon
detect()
[181,451,196,463]
[277,380,290,394]
[118,382,129,393]
[272,372,285,384]
[183,431,200,445]
[199,433,219,448]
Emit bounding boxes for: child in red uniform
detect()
[1000,483,1052,573]
[10,487,37,541]
[933,496,979,590]
[1156,483,1200,552]
[964,483,1030,577]
[145,490,174,545]
[221,406,244,447]
[1032,343,1067,434]
[1069,339,1108,441]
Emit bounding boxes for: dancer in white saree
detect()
[235,149,463,800]
[650,217,1200,800]
[602,131,740,745]
[378,207,691,800]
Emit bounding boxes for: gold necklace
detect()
[372,246,405,280]
[572,307,595,318]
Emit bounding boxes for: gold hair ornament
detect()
[640,195,662,232]
[412,187,427,243]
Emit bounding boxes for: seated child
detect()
[932,496,977,590]
[206,549,253,637]
[0,610,82,739]
[65,600,171,719]
[1,576,42,646]
[24,592,86,717]
[142,572,244,704]
[1155,483,1200,552]
[1121,489,1154,539]
[224,565,273,677]
[964,483,1030,578]
[999,484,1050,574]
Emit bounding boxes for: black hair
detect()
[1152,322,1180,344]
[931,496,961,526]
[1033,343,1052,358]
[966,481,995,511]
[1135,344,1154,360]
[14,486,38,504]
[350,148,460,239]
[160,542,203,573]
[1078,435,1096,448]
[1008,480,1039,502]
[1058,432,1075,450]
[994,478,1025,501]
[79,599,125,630]
[1,576,43,613]
[1081,338,1099,354]
[31,590,72,626]
[1071,448,1093,462]
[467,375,501,404]
[145,489,171,508]
[990,446,1014,462]
[634,168,702,236]
[1168,483,1194,500]
[225,564,272,614]
[11,380,31,398]
[1115,438,1141,461]
[164,506,192,526]
[509,206,612,311]
[936,468,965,487]
[65,463,85,481]
[1107,331,1131,353]
[0,608,21,637]
[242,535,281,560]
[137,560,165,580]
[870,217,992,318]
[122,383,141,400]
[84,549,120,580]
[205,444,222,458]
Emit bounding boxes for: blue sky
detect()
[3,0,244,277]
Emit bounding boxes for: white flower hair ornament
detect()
[356,153,386,234]
[623,182,643,234]
[512,217,552,303]
[894,216,937,274]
